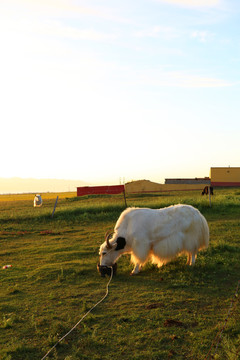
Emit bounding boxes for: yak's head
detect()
[97,231,126,277]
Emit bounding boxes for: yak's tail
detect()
[199,212,209,250]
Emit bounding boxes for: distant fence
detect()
[77,185,125,197]
[77,185,127,207]
[76,183,216,207]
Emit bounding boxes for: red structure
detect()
[77,185,125,197]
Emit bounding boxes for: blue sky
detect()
[0,0,239,186]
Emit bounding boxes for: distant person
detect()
[34,194,43,207]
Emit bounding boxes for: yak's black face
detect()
[98,236,126,277]
[97,263,118,277]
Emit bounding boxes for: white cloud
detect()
[40,20,117,41]
[191,30,215,42]
[1,0,102,17]
[137,70,231,88]
[0,9,117,43]
[134,25,180,39]
[171,72,231,87]
[134,26,215,44]
[156,0,221,8]
[0,0,129,24]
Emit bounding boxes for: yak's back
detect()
[115,205,201,230]
[114,205,209,249]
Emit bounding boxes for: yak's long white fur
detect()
[99,205,209,274]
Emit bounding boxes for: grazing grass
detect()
[0,188,239,359]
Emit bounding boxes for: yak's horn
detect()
[105,231,113,249]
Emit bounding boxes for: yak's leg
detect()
[187,253,197,265]
[131,263,142,275]
[130,240,150,275]
[189,254,197,266]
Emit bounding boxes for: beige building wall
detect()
[162,184,205,192]
[125,180,163,193]
[125,180,204,194]
[210,167,240,186]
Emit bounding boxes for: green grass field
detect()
[0,189,239,360]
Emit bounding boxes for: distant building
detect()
[165,178,211,185]
[125,179,205,193]
[125,180,162,193]
[210,167,240,187]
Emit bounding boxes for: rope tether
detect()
[40,267,113,360]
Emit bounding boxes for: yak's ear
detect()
[115,237,126,251]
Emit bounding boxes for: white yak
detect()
[98,205,209,275]
[34,194,42,207]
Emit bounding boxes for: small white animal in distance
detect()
[34,194,43,207]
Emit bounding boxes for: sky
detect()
[0,0,240,187]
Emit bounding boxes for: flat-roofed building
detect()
[210,167,240,187]
[165,178,211,185]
